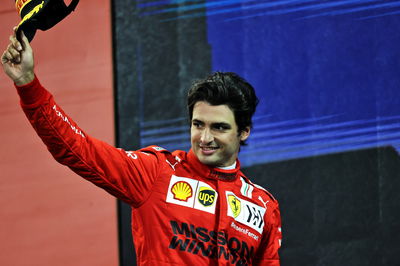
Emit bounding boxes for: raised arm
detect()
[1,28,160,207]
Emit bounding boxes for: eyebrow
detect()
[212,122,231,129]
[192,119,203,124]
[192,119,231,129]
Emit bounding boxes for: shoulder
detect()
[239,175,279,205]
[253,182,278,203]
[138,146,185,169]
[241,178,282,231]
[119,145,172,163]
[139,145,170,154]
[138,145,178,159]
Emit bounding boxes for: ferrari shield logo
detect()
[228,195,241,218]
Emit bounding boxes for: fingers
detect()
[5,33,23,64]
[1,49,19,65]
[2,31,22,65]
[2,27,32,66]
[7,43,22,63]
[1,50,11,65]
[16,30,33,54]
[20,31,29,47]
[10,29,23,52]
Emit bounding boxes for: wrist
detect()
[14,71,35,86]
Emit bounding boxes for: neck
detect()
[217,161,237,170]
[186,149,241,181]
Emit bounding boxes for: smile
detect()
[199,145,219,155]
[200,146,219,150]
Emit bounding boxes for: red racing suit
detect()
[16,76,282,265]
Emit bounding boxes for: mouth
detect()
[199,145,219,155]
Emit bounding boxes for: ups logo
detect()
[198,187,216,207]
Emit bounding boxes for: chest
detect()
[139,166,268,250]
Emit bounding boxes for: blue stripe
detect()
[358,8,400,19]
[138,0,400,22]
[299,1,400,20]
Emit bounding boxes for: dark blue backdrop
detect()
[206,0,400,165]
[138,0,400,167]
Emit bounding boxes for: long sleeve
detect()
[16,76,160,207]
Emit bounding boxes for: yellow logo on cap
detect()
[171,181,193,202]
[228,195,241,218]
[18,1,44,27]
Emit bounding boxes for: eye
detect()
[192,121,203,128]
[213,124,230,131]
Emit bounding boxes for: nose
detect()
[200,128,214,144]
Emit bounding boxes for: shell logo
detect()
[171,181,193,201]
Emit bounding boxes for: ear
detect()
[239,127,251,141]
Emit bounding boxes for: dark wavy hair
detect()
[187,72,259,145]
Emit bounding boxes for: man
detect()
[2,30,282,265]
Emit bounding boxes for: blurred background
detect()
[1,0,400,265]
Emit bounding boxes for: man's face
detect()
[190,101,250,167]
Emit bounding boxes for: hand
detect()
[1,27,34,86]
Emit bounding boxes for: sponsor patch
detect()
[169,220,255,264]
[258,195,269,208]
[226,192,266,234]
[171,181,193,201]
[231,221,260,241]
[166,176,197,208]
[52,105,85,138]
[227,195,241,218]
[193,181,218,213]
[166,176,218,214]
[197,187,216,207]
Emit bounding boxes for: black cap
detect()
[16,0,79,42]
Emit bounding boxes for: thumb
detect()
[19,30,31,51]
